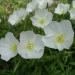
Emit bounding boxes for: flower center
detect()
[55,34,65,44]
[38,18,45,25]
[26,41,35,51]
[10,43,17,52]
[61,10,65,14]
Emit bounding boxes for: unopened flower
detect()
[69,0,75,20]
[0,18,2,23]
[18,31,44,59]
[0,32,19,61]
[69,8,75,20]
[8,8,28,25]
[36,0,47,9]
[42,20,74,51]
[31,9,53,28]
[47,0,53,7]
[72,0,75,8]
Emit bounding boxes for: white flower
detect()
[18,31,44,59]
[31,9,53,28]
[35,0,53,9]
[54,3,70,15]
[69,0,75,20]
[26,0,47,12]
[26,0,54,12]
[42,20,74,51]
[72,0,75,8]
[8,8,28,25]
[26,0,37,13]
[0,32,19,61]
[69,8,75,20]
[47,0,53,7]
[0,19,1,23]
[36,0,47,9]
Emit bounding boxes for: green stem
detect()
[13,59,21,73]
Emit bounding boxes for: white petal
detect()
[31,9,53,28]
[43,20,74,50]
[60,20,74,37]
[54,3,70,15]
[64,37,74,49]
[20,31,36,43]
[60,20,74,49]
[8,8,27,25]
[47,0,53,6]
[44,21,62,36]
[19,50,44,59]
[42,36,57,49]
[0,48,17,61]
[0,32,19,61]
[34,34,44,50]
[18,46,44,59]
[36,0,47,9]
[72,0,75,8]
[56,44,64,51]
[8,12,19,25]
[26,1,37,13]
[5,32,16,41]
[69,8,75,20]
[0,43,17,61]
[18,31,44,59]
[5,32,19,45]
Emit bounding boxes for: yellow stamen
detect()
[26,41,35,51]
[38,18,45,25]
[10,43,17,52]
[55,34,65,44]
[61,10,65,14]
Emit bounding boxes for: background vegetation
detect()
[0,0,75,75]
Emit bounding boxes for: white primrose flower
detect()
[35,0,53,9]
[26,0,54,12]
[0,32,19,61]
[47,0,54,7]
[35,0,47,9]
[54,3,70,15]
[72,0,75,8]
[69,8,75,20]
[69,0,75,20]
[8,8,28,25]
[26,0,37,13]
[18,31,44,59]
[31,9,53,28]
[42,20,74,51]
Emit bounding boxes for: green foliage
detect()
[0,0,75,75]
